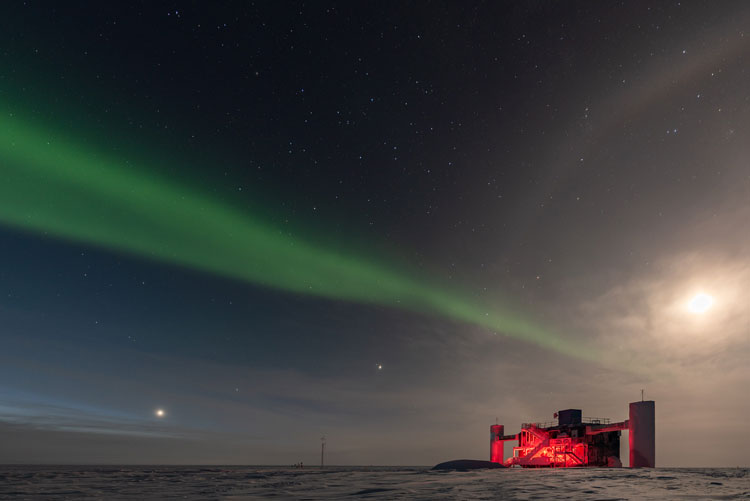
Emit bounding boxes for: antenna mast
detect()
[321,436,326,468]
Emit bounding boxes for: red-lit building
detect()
[490,401,654,468]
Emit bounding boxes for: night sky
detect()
[1,1,748,466]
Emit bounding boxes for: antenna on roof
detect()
[641,389,644,401]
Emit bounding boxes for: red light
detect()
[506,425,591,467]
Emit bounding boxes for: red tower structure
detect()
[490,424,504,464]
[490,401,654,468]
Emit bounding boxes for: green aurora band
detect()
[0,110,592,360]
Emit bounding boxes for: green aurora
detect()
[0,110,592,360]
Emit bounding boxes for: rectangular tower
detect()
[490,424,504,463]
[629,400,655,467]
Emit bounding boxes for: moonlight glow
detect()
[155,409,165,418]
[687,293,714,314]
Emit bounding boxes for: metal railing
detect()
[521,417,611,429]
[582,417,611,425]
[522,421,557,429]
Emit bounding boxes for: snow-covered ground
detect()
[0,465,747,499]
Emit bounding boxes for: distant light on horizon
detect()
[687,293,714,314]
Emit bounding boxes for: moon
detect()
[687,293,713,314]
[155,408,166,418]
